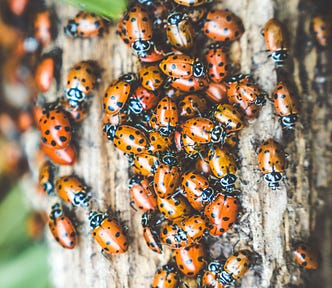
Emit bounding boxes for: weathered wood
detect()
[46,1,332,287]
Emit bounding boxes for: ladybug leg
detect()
[130,200,138,211]
[101,249,113,261]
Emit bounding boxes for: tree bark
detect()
[46,1,332,287]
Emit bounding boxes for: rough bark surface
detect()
[46,0,332,287]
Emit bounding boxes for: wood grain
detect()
[46,1,332,287]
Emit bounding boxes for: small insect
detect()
[257,138,286,189]
[35,57,54,92]
[89,211,129,255]
[272,81,299,129]
[205,43,230,83]
[202,261,225,288]
[293,243,319,270]
[34,11,52,47]
[55,175,91,207]
[129,175,157,211]
[263,18,288,67]
[141,210,162,254]
[48,203,77,249]
[311,15,331,47]
[153,163,181,198]
[152,263,179,288]
[39,160,56,195]
[129,85,159,115]
[64,11,106,38]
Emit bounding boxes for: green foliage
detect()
[61,0,127,19]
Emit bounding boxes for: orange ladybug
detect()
[55,175,91,207]
[202,261,225,288]
[141,210,162,254]
[39,160,56,195]
[178,94,207,120]
[205,43,230,83]
[89,211,129,255]
[132,153,158,177]
[293,243,319,270]
[153,163,181,198]
[273,81,299,129]
[48,203,77,249]
[257,138,286,189]
[34,11,52,47]
[129,175,157,211]
[157,194,193,220]
[139,64,165,91]
[152,263,179,288]
[263,18,288,67]
[311,15,331,47]
[35,57,54,92]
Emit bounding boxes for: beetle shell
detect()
[41,142,76,166]
[153,163,181,198]
[293,243,319,270]
[148,130,173,154]
[178,94,207,119]
[170,75,209,92]
[213,103,245,133]
[35,57,54,92]
[129,175,157,211]
[154,96,179,136]
[204,81,228,103]
[139,64,165,91]
[205,43,230,83]
[223,250,251,281]
[152,264,179,288]
[141,210,162,254]
[129,85,159,114]
[311,15,331,47]
[157,194,193,219]
[132,153,158,177]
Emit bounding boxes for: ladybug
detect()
[141,210,162,254]
[204,81,228,103]
[311,15,331,47]
[152,263,179,288]
[39,160,56,195]
[169,75,209,92]
[202,261,225,288]
[257,138,286,189]
[263,18,288,67]
[153,163,181,198]
[123,4,154,57]
[148,130,173,154]
[39,103,72,149]
[208,146,237,191]
[182,117,226,144]
[34,11,52,47]
[178,94,208,120]
[48,203,77,249]
[160,214,207,249]
[160,53,205,79]
[181,131,206,157]
[157,194,193,220]
[64,11,106,38]
[89,211,129,255]
[103,124,149,155]
[35,57,54,92]
[205,43,230,83]
[103,73,137,115]
[181,170,215,211]
[128,85,159,115]
[55,175,91,207]
[293,243,319,270]
[212,103,246,133]
[129,175,157,211]
[227,74,266,107]
[174,243,206,277]
[66,60,100,108]
[154,96,179,136]
[132,153,159,177]
[139,64,165,91]
[173,0,207,7]
[166,12,195,51]
[219,250,251,286]
[203,9,244,42]
[41,142,76,166]
[273,81,299,129]
[204,193,239,236]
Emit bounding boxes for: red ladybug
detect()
[178,94,207,120]
[203,9,244,42]
[257,138,286,189]
[181,170,215,211]
[208,146,237,191]
[39,103,72,149]
[205,43,230,83]
[123,4,154,57]
[35,57,54,92]
[160,214,207,249]
[204,193,239,236]
[41,142,76,166]
[157,194,193,220]
[152,263,179,288]
[48,203,77,249]
[64,11,106,38]
[39,160,56,195]
[129,175,157,211]
[66,60,100,108]
[103,73,137,115]
[141,210,162,254]
[55,175,91,207]
[104,124,149,155]
[273,81,299,129]
[132,153,159,177]
[166,12,195,51]
[311,15,331,47]
[174,243,206,277]
[263,18,288,67]
[153,163,181,198]
[160,53,205,79]
[139,64,165,91]
[129,85,159,115]
[34,11,52,47]
[89,211,129,255]
[293,243,319,270]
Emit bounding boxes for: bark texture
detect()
[46,0,332,287]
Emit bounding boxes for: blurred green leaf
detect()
[0,244,49,288]
[61,0,127,19]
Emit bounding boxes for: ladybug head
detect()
[264,171,283,189]
[88,211,105,229]
[128,174,144,187]
[160,151,178,166]
[103,123,117,141]
[167,12,183,25]
[218,270,235,286]
[193,60,206,78]
[162,263,177,274]
[73,192,91,207]
[220,174,237,191]
[202,187,215,203]
[255,93,267,106]
[281,114,298,129]
[64,20,78,37]
[128,97,143,115]
[211,126,226,144]
[119,72,137,83]
[132,40,153,58]
[272,50,288,67]
[66,87,86,105]
[50,203,63,220]
[207,261,223,273]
